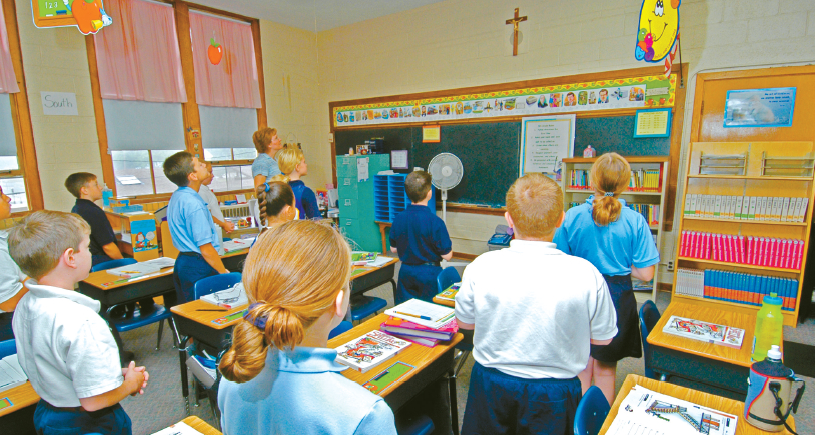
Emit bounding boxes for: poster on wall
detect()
[333,74,678,128]
[634,0,681,78]
[32,0,112,35]
[520,115,576,179]
[724,88,796,128]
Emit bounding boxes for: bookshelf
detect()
[674,142,815,327]
[561,157,670,300]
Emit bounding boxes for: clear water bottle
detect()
[751,292,783,362]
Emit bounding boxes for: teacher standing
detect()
[252,127,284,190]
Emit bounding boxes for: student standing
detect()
[456,174,617,434]
[218,220,397,435]
[0,186,28,341]
[164,152,228,305]
[251,127,284,190]
[276,147,320,219]
[389,171,453,303]
[198,162,234,255]
[8,211,148,435]
[553,152,659,404]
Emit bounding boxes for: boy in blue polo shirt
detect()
[164,152,228,305]
[389,171,452,303]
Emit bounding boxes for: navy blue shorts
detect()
[172,252,218,305]
[33,400,131,435]
[395,264,442,304]
[462,362,581,435]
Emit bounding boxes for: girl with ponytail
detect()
[553,152,659,405]
[218,220,397,434]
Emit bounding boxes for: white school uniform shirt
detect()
[12,282,123,407]
[0,230,26,312]
[455,239,618,379]
[198,184,225,255]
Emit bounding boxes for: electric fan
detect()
[428,152,464,223]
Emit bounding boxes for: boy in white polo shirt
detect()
[8,211,148,435]
[455,173,618,435]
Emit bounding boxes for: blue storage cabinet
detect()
[337,154,390,252]
[372,173,436,252]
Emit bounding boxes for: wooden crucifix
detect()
[506,8,528,56]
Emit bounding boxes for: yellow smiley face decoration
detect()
[635,0,680,62]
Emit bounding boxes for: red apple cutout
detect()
[208,38,223,65]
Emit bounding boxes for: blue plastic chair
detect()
[349,295,387,324]
[574,386,610,435]
[91,258,137,273]
[329,321,353,339]
[639,300,668,381]
[436,266,461,294]
[93,258,173,351]
[193,272,243,300]
[396,414,435,435]
[0,339,15,359]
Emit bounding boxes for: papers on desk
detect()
[200,283,248,309]
[384,299,456,329]
[142,257,176,269]
[150,421,204,435]
[0,354,27,394]
[222,239,251,253]
[107,262,160,278]
[368,256,394,267]
[607,385,738,435]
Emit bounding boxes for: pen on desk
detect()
[393,311,432,321]
[196,309,228,312]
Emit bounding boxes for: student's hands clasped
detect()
[222,221,235,233]
[123,361,149,396]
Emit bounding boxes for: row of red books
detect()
[679,231,803,270]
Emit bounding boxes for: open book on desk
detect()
[384,299,456,329]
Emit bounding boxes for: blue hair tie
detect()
[604,191,615,197]
[243,302,268,330]
[263,182,271,192]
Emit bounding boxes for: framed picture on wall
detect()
[724,87,796,128]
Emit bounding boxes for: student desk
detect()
[169,259,398,415]
[329,313,464,435]
[221,248,249,272]
[646,301,762,399]
[0,381,39,434]
[599,374,796,434]
[162,416,222,435]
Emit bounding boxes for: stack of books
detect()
[683,194,808,222]
[676,267,798,311]
[381,299,459,347]
[435,283,460,302]
[679,231,803,270]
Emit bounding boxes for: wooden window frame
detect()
[2,0,44,215]
[87,0,267,201]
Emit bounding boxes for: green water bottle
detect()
[751,292,783,362]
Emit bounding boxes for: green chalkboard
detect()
[334,116,669,207]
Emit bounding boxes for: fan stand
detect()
[439,188,468,269]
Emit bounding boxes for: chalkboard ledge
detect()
[436,202,506,216]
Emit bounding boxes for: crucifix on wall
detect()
[506,8,528,56]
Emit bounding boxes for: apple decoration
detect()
[208,37,223,65]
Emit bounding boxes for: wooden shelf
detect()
[563,156,670,164]
[676,257,800,273]
[672,294,798,326]
[565,189,662,196]
[683,216,807,226]
[688,175,814,181]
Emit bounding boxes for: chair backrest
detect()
[193,272,242,300]
[328,321,353,339]
[0,339,16,359]
[639,300,661,379]
[91,258,137,273]
[573,386,610,435]
[436,266,461,294]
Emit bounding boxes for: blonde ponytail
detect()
[219,220,351,383]
[589,152,631,226]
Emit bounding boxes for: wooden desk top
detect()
[171,299,248,330]
[328,313,463,398]
[0,381,39,418]
[432,295,455,308]
[600,374,795,435]
[647,301,757,368]
[81,267,175,291]
[351,257,398,279]
[180,416,222,434]
[222,248,249,259]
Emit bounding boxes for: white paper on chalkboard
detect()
[519,114,575,177]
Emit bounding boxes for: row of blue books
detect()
[703,269,797,311]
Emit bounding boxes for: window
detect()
[0,93,27,212]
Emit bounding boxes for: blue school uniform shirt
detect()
[251,153,282,180]
[290,180,320,219]
[167,186,221,254]
[389,204,452,265]
[218,346,397,435]
[553,196,659,276]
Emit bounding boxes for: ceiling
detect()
[190,0,448,32]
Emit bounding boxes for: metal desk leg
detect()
[172,324,191,416]
[448,369,459,435]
